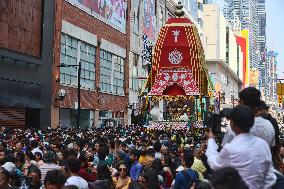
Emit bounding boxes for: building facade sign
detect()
[66,0,127,33]
[144,0,156,41]
[250,68,259,86]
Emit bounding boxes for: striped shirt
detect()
[39,163,60,182]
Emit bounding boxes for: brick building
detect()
[0,0,55,128]
[52,0,130,128]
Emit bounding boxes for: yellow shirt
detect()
[139,155,147,166]
[191,157,206,180]
[112,176,131,189]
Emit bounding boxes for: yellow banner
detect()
[277,83,284,95]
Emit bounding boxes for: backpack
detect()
[181,169,198,189]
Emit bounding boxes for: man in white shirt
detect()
[221,87,276,148]
[206,105,276,189]
[65,157,88,189]
[239,87,275,147]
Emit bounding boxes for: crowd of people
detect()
[0,87,284,189]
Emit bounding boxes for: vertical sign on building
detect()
[143,0,156,41]
[142,0,155,65]
[249,68,259,86]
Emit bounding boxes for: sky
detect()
[213,0,284,79]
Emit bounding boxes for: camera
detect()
[207,108,232,136]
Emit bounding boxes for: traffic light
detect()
[278,96,283,104]
[208,91,212,97]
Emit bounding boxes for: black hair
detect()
[120,142,127,148]
[65,149,78,159]
[109,140,115,149]
[116,161,128,171]
[31,140,39,148]
[97,163,112,180]
[96,163,114,188]
[230,105,255,133]
[79,152,87,163]
[142,168,160,189]
[67,158,81,173]
[162,155,172,167]
[153,142,162,152]
[5,152,15,163]
[16,151,26,163]
[34,152,43,160]
[25,150,35,161]
[140,148,147,156]
[151,158,163,172]
[44,169,67,187]
[98,147,108,161]
[239,87,260,110]
[62,186,79,189]
[194,180,211,189]
[146,148,155,157]
[27,165,41,178]
[131,149,141,159]
[44,150,56,163]
[183,152,195,168]
[128,182,145,189]
[210,167,248,189]
[0,167,10,179]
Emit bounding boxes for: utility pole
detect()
[77,63,81,129]
[58,63,81,129]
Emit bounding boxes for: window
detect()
[60,34,78,86]
[60,34,96,89]
[99,50,125,95]
[113,56,124,95]
[100,50,112,93]
[80,43,96,89]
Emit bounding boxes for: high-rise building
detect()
[257,0,266,53]
[264,51,278,106]
[257,0,267,93]
[224,0,260,69]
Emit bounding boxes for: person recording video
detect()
[206,105,276,189]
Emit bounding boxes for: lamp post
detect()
[57,63,81,129]
[54,89,67,101]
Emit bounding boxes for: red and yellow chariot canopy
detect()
[148,17,208,97]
